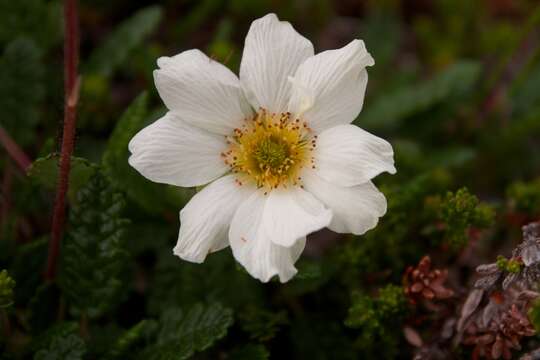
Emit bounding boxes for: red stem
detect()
[0,126,31,172]
[45,0,80,281]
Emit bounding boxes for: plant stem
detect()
[0,126,31,172]
[45,0,80,281]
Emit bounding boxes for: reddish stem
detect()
[0,126,31,172]
[45,0,80,281]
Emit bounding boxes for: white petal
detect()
[154,49,253,135]
[314,124,396,187]
[303,170,387,235]
[128,112,228,187]
[264,188,332,247]
[288,40,374,133]
[229,191,314,282]
[174,175,254,263]
[240,13,314,113]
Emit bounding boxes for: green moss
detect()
[439,188,495,249]
[345,285,408,358]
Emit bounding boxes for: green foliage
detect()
[34,334,86,360]
[10,238,47,306]
[496,255,522,273]
[30,322,79,354]
[507,178,540,215]
[239,307,288,342]
[0,270,15,308]
[27,155,98,203]
[0,37,44,146]
[438,188,495,249]
[85,6,163,78]
[0,0,62,48]
[144,303,233,360]
[104,320,157,360]
[345,285,408,358]
[58,172,130,318]
[3,2,540,359]
[336,170,453,279]
[359,61,481,132]
[148,250,263,314]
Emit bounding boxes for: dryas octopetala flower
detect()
[128,14,396,282]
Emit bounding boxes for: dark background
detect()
[1,0,540,359]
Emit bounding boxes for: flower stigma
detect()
[222,109,316,190]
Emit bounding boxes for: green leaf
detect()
[0,270,15,308]
[85,6,162,77]
[228,344,269,360]
[104,320,157,360]
[58,171,130,318]
[34,334,86,360]
[27,154,98,203]
[148,251,263,314]
[359,61,481,132]
[148,303,233,360]
[0,37,44,146]
[102,93,192,213]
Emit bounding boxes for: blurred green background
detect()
[1,0,540,359]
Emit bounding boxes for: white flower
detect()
[128,13,396,283]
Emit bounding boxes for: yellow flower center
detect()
[222,109,316,190]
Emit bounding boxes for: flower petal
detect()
[314,124,396,187]
[264,188,332,247]
[229,190,312,282]
[303,170,387,235]
[240,13,314,113]
[154,49,253,135]
[174,175,254,263]
[128,112,228,187]
[288,40,374,133]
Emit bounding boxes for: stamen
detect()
[223,109,315,190]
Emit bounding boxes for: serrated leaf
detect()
[149,303,233,360]
[85,6,162,77]
[104,320,157,360]
[34,334,86,360]
[102,93,192,213]
[58,171,130,318]
[359,61,481,132]
[0,37,44,146]
[27,154,98,203]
